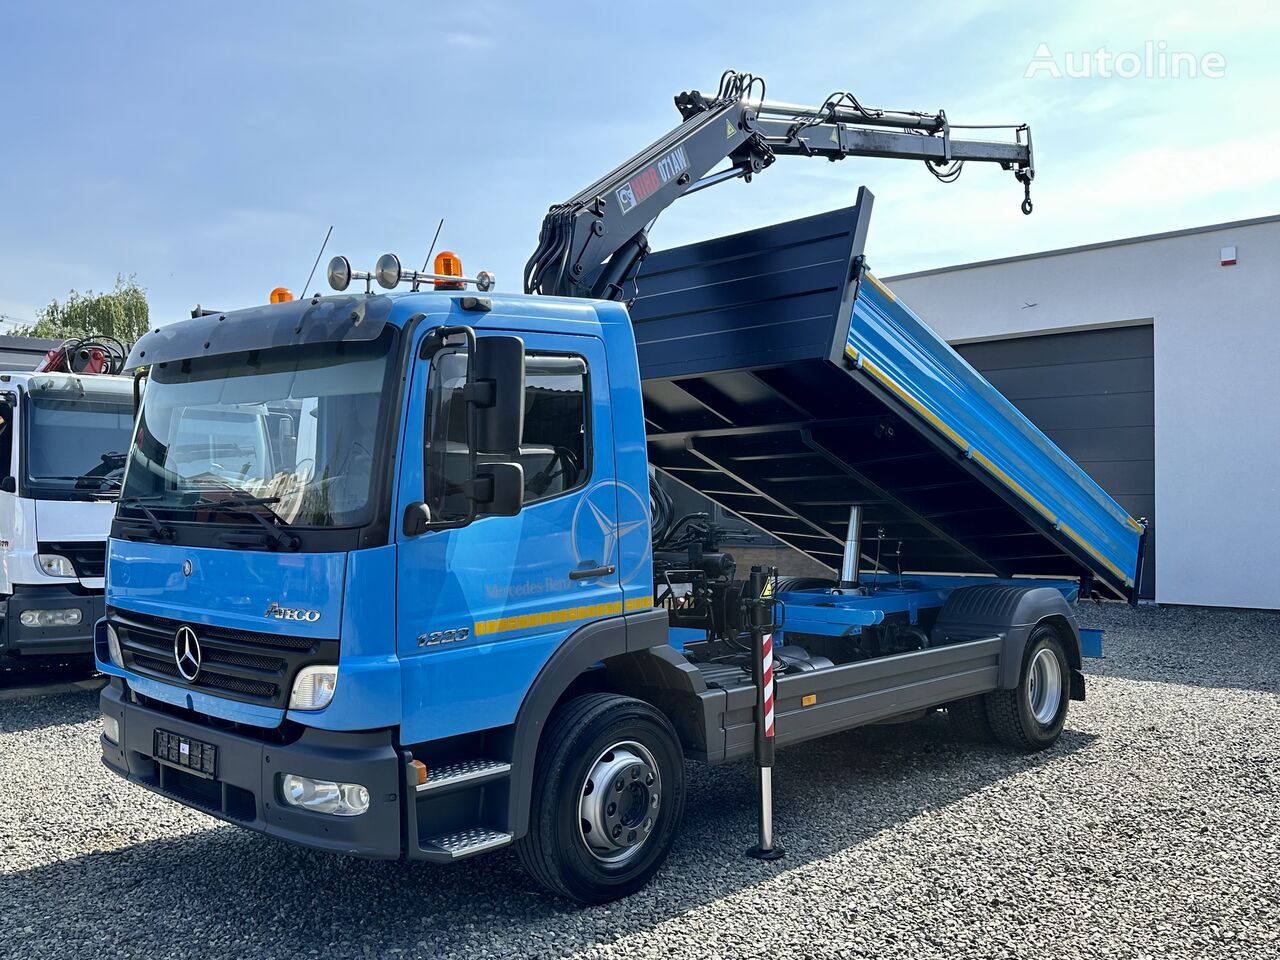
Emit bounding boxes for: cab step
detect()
[420,826,513,861]
[416,758,511,795]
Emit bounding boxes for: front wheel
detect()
[516,693,686,904]
[986,626,1070,750]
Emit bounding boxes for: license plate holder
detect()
[154,729,218,780]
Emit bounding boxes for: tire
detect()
[516,693,686,905]
[947,695,994,741]
[986,625,1070,751]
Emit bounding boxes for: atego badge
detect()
[264,601,322,623]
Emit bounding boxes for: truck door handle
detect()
[569,564,616,580]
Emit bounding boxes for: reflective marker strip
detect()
[474,600,624,637]
[762,632,775,738]
[864,272,897,301]
[473,596,654,637]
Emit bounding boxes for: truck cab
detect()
[0,371,134,660]
[96,288,662,864]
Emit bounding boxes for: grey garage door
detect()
[953,324,1155,599]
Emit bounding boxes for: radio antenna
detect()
[411,218,446,292]
[420,218,445,273]
[300,225,334,298]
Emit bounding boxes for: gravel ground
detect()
[1,603,1276,959]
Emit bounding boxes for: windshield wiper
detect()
[74,452,127,491]
[195,496,300,552]
[119,497,176,542]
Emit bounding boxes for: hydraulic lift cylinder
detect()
[840,504,862,590]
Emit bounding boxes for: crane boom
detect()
[524,71,1034,301]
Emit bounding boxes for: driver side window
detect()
[520,353,589,505]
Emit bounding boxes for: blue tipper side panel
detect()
[848,273,1141,593]
[630,190,1142,599]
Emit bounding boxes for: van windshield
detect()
[119,330,396,528]
[23,390,135,497]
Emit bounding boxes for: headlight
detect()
[37,554,75,578]
[289,665,338,710]
[19,608,83,627]
[102,714,120,744]
[280,774,369,816]
[106,622,124,667]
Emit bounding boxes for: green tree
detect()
[12,274,150,344]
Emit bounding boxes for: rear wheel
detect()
[986,626,1070,750]
[516,693,686,904]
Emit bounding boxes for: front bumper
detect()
[99,680,405,858]
[0,584,103,656]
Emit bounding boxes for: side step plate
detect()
[416,758,511,794]
[420,827,513,861]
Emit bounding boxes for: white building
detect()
[884,215,1280,610]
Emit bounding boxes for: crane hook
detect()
[1020,179,1033,215]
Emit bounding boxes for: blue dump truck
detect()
[94,75,1142,903]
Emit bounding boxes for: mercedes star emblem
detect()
[182,559,193,578]
[173,625,202,682]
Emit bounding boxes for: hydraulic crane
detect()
[36,335,129,375]
[525,70,1034,302]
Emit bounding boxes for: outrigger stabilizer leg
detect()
[745,565,785,861]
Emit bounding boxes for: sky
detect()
[1,1,1278,328]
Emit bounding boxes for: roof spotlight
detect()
[476,270,496,293]
[375,253,402,290]
[327,255,353,291]
[327,255,374,294]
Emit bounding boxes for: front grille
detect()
[39,540,106,578]
[108,606,338,709]
[129,652,280,699]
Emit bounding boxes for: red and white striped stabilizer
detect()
[762,632,776,738]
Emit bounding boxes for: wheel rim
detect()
[1027,646,1063,725]
[578,740,661,864]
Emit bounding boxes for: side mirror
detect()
[402,501,431,537]
[401,462,523,536]
[0,476,16,494]
[470,462,524,517]
[278,416,297,466]
[132,369,148,416]
[470,336,525,455]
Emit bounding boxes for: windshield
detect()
[120,329,397,528]
[24,393,135,495]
